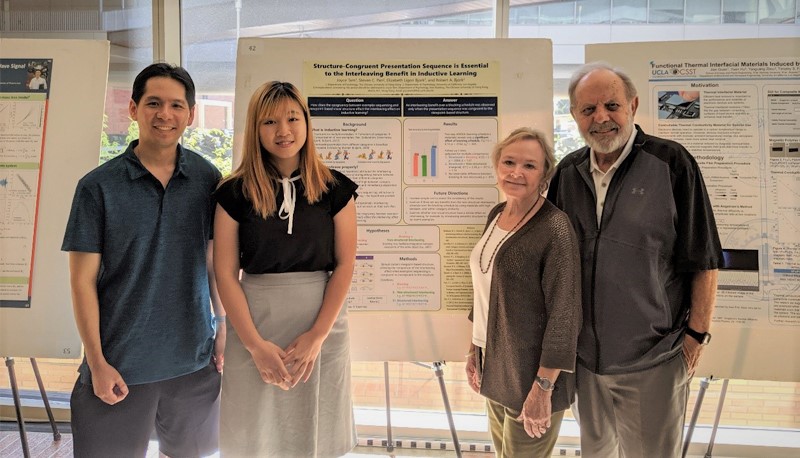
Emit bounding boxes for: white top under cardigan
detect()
[470,212,513,348]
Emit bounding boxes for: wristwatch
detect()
[534,375,555,391]
[685,326,712,345]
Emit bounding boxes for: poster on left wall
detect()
[0,58,53,308]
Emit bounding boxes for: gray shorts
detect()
[70,362,221,458]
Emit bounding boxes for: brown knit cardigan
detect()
[469,199,582,413]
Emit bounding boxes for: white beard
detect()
[584,120,634,155]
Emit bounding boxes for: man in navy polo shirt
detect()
[62,63,226,457]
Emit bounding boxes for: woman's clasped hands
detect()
[249,339,292,390]
[249,330,326,390]
[283,328,326,387]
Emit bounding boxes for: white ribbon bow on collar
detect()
[278,175,302,234]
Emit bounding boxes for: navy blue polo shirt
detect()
[62,140,222,385]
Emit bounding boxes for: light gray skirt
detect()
[220,271,356,458]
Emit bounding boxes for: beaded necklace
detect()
[479,194,541,274]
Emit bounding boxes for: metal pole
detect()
[705,379,729,458]
[5,357,31,458]
[682,377,710,458]
[30,358,61,440]
[383,361,394,452]
[433,361,462,457]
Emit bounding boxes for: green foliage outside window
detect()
[182,127,233,176]
[99,114,123,164]
[554,131,584,162]
[99,118,234,176]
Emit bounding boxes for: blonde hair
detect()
[222,81,334,218]
[491,127,557,192]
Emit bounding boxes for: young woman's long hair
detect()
[223,81,334,218]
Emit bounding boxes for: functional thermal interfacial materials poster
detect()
[649,57,800,327]
[305,60,500,313]
[0,58,53,308]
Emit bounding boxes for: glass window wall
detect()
[539,1,576,24]
[612,0,649,24]
[758,0,798,23]
[687,0,722,23]
[723,0,759,23]
[509,4,540,25]
[577,0,611,24]
[649,0,685,23]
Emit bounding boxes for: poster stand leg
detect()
[5,357,31,458]
[432,361,462,457]
[383,362,462,456]
[682,377,729,458]
[704,378,729,458]
[683,377,711,458]
[3,357,62,458]
[30,358,61,441]
[383,361,394,452]
[411,361,462,457]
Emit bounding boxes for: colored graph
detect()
[412,145,437,177]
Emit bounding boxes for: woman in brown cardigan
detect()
[466,127,582,457]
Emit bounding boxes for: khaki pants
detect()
[487,398,564,458]
[576,354,690,457]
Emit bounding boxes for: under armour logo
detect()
[631,188,645,195]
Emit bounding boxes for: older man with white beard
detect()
[547,62,723,457]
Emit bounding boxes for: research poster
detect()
[0,58,53,308]
[649,57,800,327]
[588,39,800,381]
[235,39,553,360]
[0,39,108,359]
[304,60,501,314]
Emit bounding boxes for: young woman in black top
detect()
[214,81,358,457]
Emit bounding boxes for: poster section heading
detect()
[308,96,498,117]
[0,58,53,96]
[649,57,799,81]
[649,56,800,328]
[311,61,490,78]
[304,60,499,96]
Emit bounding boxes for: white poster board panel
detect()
[587,38,800,382]
[0,39,109,358]
[235,38,553,361]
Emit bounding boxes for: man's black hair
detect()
[131,63,196,108]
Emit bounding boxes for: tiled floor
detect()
[0,431,490,458]
[5,429,800,458]
[3,419,799,457]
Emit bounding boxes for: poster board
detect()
[235,38,553,361]
[587,38,800,382]
[0,39,109,358]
